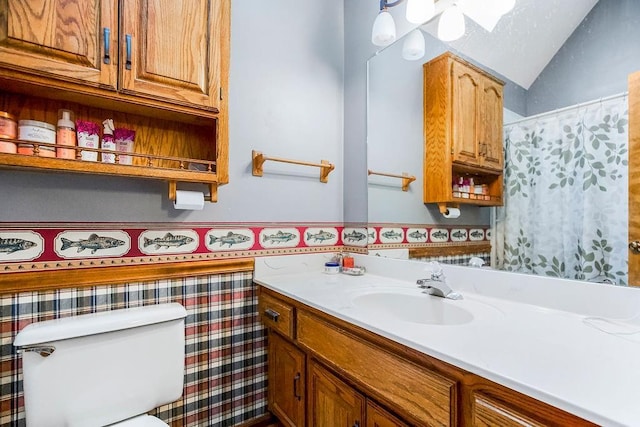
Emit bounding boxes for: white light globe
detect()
[406,0,435,24]
[438,4,465,42]
[402,29,425,60]
[494,0,516,15]
[372,11,396,46]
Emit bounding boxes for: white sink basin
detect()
[353,291,474,325]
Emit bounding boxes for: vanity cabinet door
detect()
[309,360,365,427]
[269,332,306,427]
[366,401,409,427]
[0,0,118,88]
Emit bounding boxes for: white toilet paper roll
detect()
[173,190,205,210]
[442,207,460,219]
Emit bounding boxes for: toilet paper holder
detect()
[168,181,217,203]
[438,203,459,216]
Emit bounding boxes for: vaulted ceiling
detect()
[421,0,599,89]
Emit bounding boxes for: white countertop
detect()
[254,253,640,427]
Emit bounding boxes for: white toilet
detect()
[13,303,187,427]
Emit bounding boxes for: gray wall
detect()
[0,1,345,223]
[527,0,640,116]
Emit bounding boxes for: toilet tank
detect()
[14,303,187,427]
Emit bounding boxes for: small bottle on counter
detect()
[342,254,355,269]
[101,119,116,163]
[56,109,76,159]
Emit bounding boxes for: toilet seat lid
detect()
[109,415,169,427]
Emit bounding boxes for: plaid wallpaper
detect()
[0,272,267,427]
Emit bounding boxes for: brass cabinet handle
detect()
[293,372,301,400]
[103,28,111,64]
[630,241,640,254]
[125,34,132,70]
[264,308,280,322]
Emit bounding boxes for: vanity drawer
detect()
[259,292,295,339]
[297,310,456,426]
[473,393,545,427]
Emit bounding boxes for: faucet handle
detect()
[425,261,444,279]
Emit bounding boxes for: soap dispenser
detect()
[56,109,76,159]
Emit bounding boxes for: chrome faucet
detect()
[416,263,462,300]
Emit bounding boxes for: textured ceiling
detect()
[421,0,600,89]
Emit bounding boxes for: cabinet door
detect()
[479,79,504,171]
[366,401,408,427]
[269,332,306,427]
[309,360,365,427]
[0,0,118,88]
[119,0,227,111]
[451,61,482,167]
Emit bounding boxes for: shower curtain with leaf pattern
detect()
[495,95,629,285]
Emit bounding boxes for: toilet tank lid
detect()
[14,303,187,347]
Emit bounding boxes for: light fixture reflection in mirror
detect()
[437,3,465,41]
[402,29,426,60]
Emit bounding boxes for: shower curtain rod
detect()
[505,91,629,126]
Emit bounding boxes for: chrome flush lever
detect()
[20,345,55,357]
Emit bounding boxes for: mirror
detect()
[367,0,639,282]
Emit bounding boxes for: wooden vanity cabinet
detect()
[423,52,504,208]
[0,0,227,111]
[259,286,596,427]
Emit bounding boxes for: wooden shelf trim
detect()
[0,258,254,295]
[0,150,219,184]
[368,169,416,191]
[252,150,335,183]
[409,243,491,258]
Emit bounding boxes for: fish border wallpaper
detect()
[0,223,490,273]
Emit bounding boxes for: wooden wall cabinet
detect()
[0,1,119,90]
[0,0,229,190]
[0,0,226,111]
[423,52,504,209]
[259,286,595,427]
